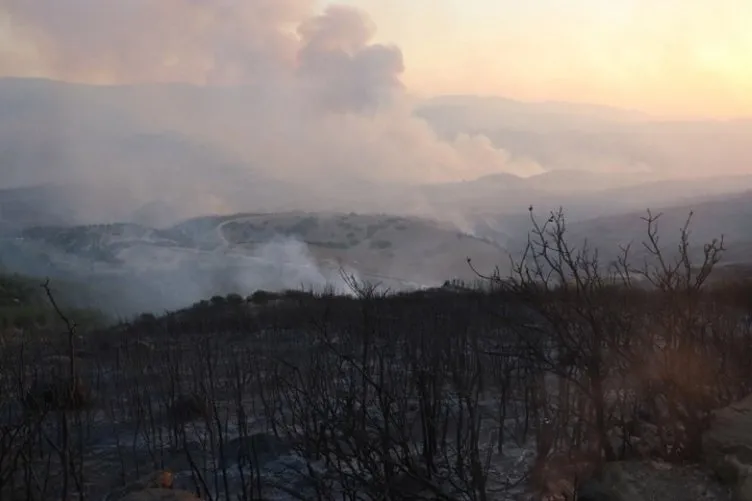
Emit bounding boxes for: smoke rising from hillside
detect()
[116,235,365,314]
[0,230,365,315]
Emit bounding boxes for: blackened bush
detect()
[249,290,278,305]
[168,393,211,424]
[22,377,94,413]
[226,292,244,305]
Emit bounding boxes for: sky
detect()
[0,0,750,118]
[332,0,752,118]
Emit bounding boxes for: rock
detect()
[714,454,752,486]
[116,488,201,501]
[704,394,752,459]
[703,394,752,484]
[736,474,752,501]
[576,463,645,501]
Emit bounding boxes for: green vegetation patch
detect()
[0,273,110,332]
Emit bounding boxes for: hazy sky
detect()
[332,0,752,118]
[1,0,750,118]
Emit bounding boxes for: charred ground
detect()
[3,211,752,501]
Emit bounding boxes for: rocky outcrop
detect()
[703,393,752,499]
[703,393,752,465]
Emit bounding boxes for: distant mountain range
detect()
[563,189,752,265]
[1,78,751,312]
[468,189,752,267]
[1,77,751,229]
[416,94,752,178]
[4,169,752,246]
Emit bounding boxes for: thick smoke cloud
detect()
[0,0,539,205]
[296,6,404,112]
[3,0,309,84]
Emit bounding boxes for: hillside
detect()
[5,193,752,317]
[0,211,507,314]
[547,190,752,266]
[179,211,503,273]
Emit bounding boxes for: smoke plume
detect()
[0,0,540,218]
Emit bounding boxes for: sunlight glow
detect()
[3,0,751,118]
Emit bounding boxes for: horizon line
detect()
[2,75,751,123]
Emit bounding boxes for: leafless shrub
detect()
[466,207,747,498]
